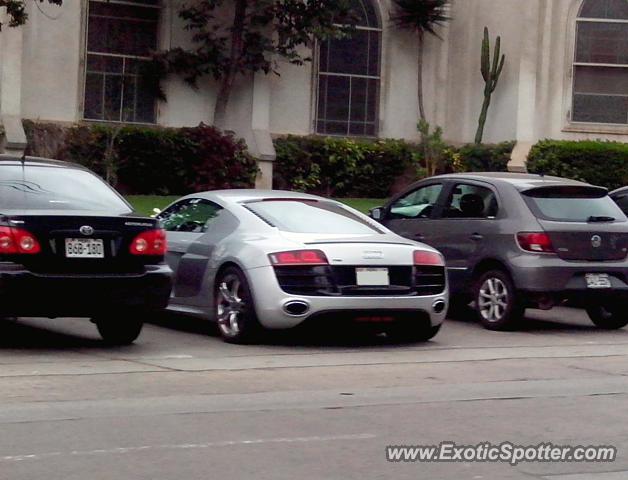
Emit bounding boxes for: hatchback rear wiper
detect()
[588,216,615,223]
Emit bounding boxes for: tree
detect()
[390,0,450,122]
[151,0,355,128]
[0,0,62,30]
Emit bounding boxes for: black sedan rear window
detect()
[522,187,626,223]
[245,200,383,234]
[0,165,131,212]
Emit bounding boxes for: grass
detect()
[126,195,384,216]
[127,195,179,216]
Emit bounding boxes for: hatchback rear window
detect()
[245,200,383,234]
[522,186,626,223]
[0,165,131,212]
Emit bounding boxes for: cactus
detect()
[474,27,506,144]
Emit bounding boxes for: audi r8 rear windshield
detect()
[245,199,383,234]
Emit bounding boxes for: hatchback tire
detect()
[215,267,262,344]
[586,304,628,330]
[95,315,144,345]
[473,270,524,330]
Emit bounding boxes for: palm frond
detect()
[390,0,451,37]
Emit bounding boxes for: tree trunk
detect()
[213,0,247,129]
[417,30,426,122]
[474,92,491,144]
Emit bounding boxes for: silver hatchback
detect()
[371,172,628,331]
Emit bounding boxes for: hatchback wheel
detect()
[95,315,144,345]
[215,267,262,344]
[586,304,628,330]
[474,270,524,330]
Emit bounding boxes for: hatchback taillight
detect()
[0,227,41,254]
[517,232,555,253]
[130,229,167,255]
[414,250,444,266]
[269,249,329,266]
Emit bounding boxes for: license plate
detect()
[356,267,389,286]
[585,273,612,289]
[65,238,105,258]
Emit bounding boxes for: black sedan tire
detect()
[473,269,524,330]
[214,267,263,344]
[95,315,144,345]
[586,304,628,330]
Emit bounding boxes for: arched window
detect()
[573,0,628,125]
[315,0,381,136]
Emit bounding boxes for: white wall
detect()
[4,0,627,151]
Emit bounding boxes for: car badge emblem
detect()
[591,235,602,248]
[362,250,384,259]
[80,225,94,236]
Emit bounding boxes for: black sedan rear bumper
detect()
[0,263,172,317]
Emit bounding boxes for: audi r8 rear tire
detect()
[95,315,144,345]
[215,267,263,344]
[385,322,441,343]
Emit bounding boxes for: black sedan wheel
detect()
[95,315,144,345]
[586,304,628,330]
[474,270,524,330]
[215,267,262,344]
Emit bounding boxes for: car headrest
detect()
[460,194,485,217]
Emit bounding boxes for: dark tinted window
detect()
[159,198,222,232]
[612,192,628,215]
[523,187,626,222]
[245,200,382,234]
[0,165,131,212]
[443,183,498,219]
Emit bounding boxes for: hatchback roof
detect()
[433,172,598,191]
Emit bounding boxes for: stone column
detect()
[0,10,27,154]
[250,72,276,189]
[509,0,542,172]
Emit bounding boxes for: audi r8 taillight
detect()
[268,249,329,266]
[413,250,444,266]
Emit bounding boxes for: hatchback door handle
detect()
[470,233,484,241]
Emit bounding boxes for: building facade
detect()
[0,0,626,185]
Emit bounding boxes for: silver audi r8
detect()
[158,190,448,343]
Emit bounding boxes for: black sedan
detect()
[0,155,172,344]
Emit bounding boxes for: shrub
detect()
[526,140,628,190]
[273,135,419,198]
[455,141,515,172]
[23,121,257,195]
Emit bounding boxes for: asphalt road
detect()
[1,308,628,480]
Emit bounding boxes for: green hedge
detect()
[274,136,515,197]
[527,140,628,190]
[456,141,514,172]
[23,121,258,195]
[273,136,419,198]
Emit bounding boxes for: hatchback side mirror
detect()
[369,207,384,221]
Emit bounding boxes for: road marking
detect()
[0,433,376,463]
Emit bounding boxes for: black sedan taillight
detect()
[0,227,41,254]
